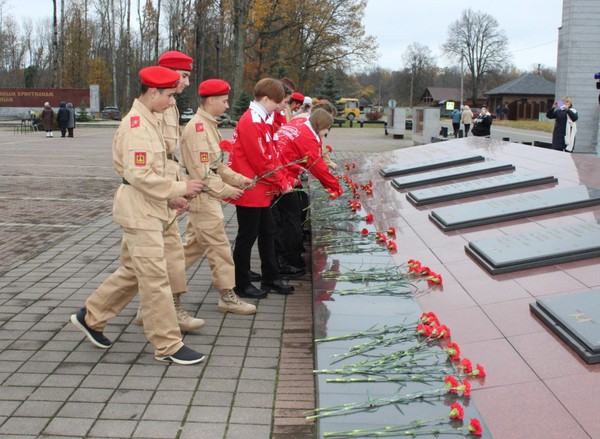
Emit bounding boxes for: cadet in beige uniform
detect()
[70,66,206,365]
[181,79,256,314]
[134,50,204,332]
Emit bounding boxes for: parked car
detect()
[179,108,194,124]
[216,113,237,128]
[101,106,121,120]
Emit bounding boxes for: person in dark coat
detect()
[66,103,76,137]
[546,96,578,151]
[41,102,54,138]
[471,106,492,137]
[57,102,69,137]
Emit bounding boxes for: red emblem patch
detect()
[130,116,140,128]
[195,122,204,132]
[199,152,209,163]
[134,152,147,166]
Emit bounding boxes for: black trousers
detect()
[233,205,279,287]
[272,192,305,268]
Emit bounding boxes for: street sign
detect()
[445,101,455,110]
[387,99,397,108]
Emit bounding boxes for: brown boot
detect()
[218,289,256,315]
[173,293,205,331]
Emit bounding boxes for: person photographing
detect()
[546,96,578,152]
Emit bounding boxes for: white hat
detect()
[303,96,312,106]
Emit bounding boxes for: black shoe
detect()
[70,308,112,349]
[155,345,205,365]
[248,270,262,282]
[261,279,295,295]
[279,264,306,278]
[235,283,268,299]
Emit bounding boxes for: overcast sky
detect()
[5,0,563,72]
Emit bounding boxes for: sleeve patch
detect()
[130,116,141,128]
[199,151,210,163]
[195,122,205,132]
[134,152,147,166]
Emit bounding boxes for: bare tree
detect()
[442,8,511,103]
[51,0,59,87]
[402,42,437,107]
[232,0,251,106]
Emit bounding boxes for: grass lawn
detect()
[493,120,554,133]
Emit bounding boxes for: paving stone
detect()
[186,405,230,423]
[179,422,226,439]
[132,420,184,439]
[87,419,137,438]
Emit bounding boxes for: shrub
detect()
[365,111,382,121]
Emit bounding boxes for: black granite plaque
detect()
[391,161,515,190]
[466,220,600,274]
[530,290,600,364]
[406,171,557,206]
[379,153,485,178]
[430,186,600,231]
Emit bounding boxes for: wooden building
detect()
[484,74,555,121]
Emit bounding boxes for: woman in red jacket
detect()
[274,109,344,273]
[229,78,295,299]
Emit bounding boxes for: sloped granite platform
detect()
[314,137,600,439]
[530,290,600,364]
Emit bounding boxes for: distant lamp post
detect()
[460,54,464,109]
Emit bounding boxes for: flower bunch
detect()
[307,375,474,420]
[322,402,483,437]
[408,259,443,285]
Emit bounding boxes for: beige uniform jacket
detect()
[112,99,188,230]
[181,108,246,212]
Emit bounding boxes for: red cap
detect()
[198,79,231,97]
[139,66,180,88]
[158,50,193,71]
[291,92,305,102]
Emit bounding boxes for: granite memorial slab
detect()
[391,161,515,190]
[430,185,600,231]
[406,171,557,206]
[379,153,485,178]
[465,220,600,274]
[530,290,600,364]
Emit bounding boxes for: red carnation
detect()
[444,375,459,392]
[325,145,333,153]
[460,358,473,374]
[448,402,465,420]
[387,240,397,252]
[467,418,483,435]
[420,311,440,326]
[473,363,486,378]
[361,228,369,236]
[461,379,472,396]
[446,342,461,361]
[219,139,232,152]
[387,226,396,236]
[365,213,374,223]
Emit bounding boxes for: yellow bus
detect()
[335,98,361,121]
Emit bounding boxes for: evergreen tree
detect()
[232,91,253,119]
[316,71,341,102]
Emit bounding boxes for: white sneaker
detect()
[218,290,256,315]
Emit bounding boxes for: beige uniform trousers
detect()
[163,220,187,294]
[85,225,183,357]
[184,194,235,291]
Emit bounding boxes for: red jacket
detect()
[273,110,287,132]
[229,102,290,207]
[276,120,343,196]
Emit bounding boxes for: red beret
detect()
[198,79,231,97]
[158,50,193,71]
[291,92,305,102]
[139,66,180,89]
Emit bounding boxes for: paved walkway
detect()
[0,123,403,438]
